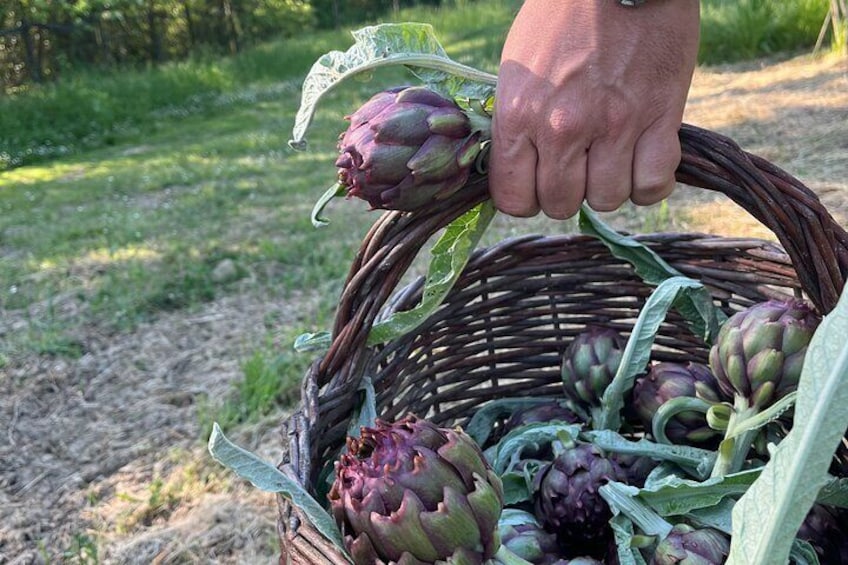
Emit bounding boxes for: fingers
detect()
[536,143,587,220]
[585,136,635,212]
[489,113,540,217]
[631,124,681,206]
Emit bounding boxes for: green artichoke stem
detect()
[491,544,535,565]
[651,396,714,445]
[709,395,761,478]
[467,111,493,141]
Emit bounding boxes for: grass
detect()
[700,0,831,64]
[0,0,839,401]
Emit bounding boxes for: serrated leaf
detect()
[368,201,495,345]
[727,287,848,565]
[638,469,761,516]
[597,276,709,431]
[578,205,725,343]
[464,397,573,447]
[581,430,716,480]
[207,423,350,561]
[290,23,497,148]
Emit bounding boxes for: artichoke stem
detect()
[651,396,714,445]
[709,396,760,478]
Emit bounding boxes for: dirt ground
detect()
[1,53,846,564]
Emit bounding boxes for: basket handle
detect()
[316,123,848,392]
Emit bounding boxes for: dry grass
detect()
[1,52,846,564]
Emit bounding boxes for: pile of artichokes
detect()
[321,295,848,564]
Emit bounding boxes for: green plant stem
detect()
[710,397,760,478]
[652,396,714,445]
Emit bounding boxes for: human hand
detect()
[489,0,700,219]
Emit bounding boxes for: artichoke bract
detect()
[709,299,820,409]
[533,443,626,554]
[335,86,483,211]
[328,415,504,565]
[650,524,729,565]
[632,362,725,446]
[561,327,626,410]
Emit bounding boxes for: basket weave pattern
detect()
[276,124,848,564]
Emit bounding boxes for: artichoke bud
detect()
[650,524,730,565]
[797,504,848,565]
[335,86,483,212]
[561,327,626,409]
[631,362,726,447]
[497,510,561,565]
[709,299,820,410]
[533,443,626,554]
[329,415,504,564]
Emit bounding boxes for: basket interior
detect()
[309,232,801,469]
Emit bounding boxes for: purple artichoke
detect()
[561,328,627,409]
[533,443,626,554]
[498,510,561,565]
[650,524,730,565]
[335,86,483,211]
[797,504,848,565]
[632,362,726,447]
[709,299,820,409]
[501,401,582,436]
[328,415,504,564]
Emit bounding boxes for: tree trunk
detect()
[183,0,195,48]
[221,0,241,54]
[148,0,163,63]
[20,19,42,83]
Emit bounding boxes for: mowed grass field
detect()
[0,0,845,560]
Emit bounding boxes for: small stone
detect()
[211,259,238,283]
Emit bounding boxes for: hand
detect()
[489,0,700,219]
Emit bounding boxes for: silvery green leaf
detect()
[607,506,651,565]
[685,497,736,533]
[500,471,533,506]
[293,331,332,353]
[345,376,377,440]
[727,286,848,565]
[465,397,565,447]
[790,540,822,565]
[311,183,346,227]
[600,481,673,538]
[368,201,495,345]
[499,508,541,528]
[290,23,497,148]
[490,422,581,474]
[815,476,848,508]
[581,430,716,480]
[208,423,350,561]
[597,276,709,431]
[638,469,760,516]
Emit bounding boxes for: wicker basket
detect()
[275,124,848,564]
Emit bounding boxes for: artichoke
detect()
[709,299,820,409]
[632,362,726,446]
[650,524,729,565]
[797,504,848,565]
[498,510,561,565]
[335,86,483,211]
[328,415,504,564]
[503,401,581,432]
[561,327,626,410]
[533,442,626,554]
